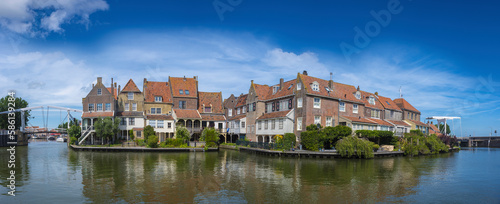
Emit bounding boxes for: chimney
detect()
[183,76,186,81]
[118,85,121,94]
[194,76,198,81]
[111,78,114,97]
[97,77,102,84]
[143,78,147,97]
[251,80,254,85]
[357,86,360,91]
[92,83,94,88]
[279,78,284,90]
[302,70,308,76]
[431,121,434,125]
[375,92,378,96]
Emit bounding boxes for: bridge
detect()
[457,136,500,148]
[0,105,82,147]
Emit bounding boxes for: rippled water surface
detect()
[1,142,499,203]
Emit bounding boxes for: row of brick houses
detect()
[225,71,430,143]
[81,71,431,144]
[81,76,226,143]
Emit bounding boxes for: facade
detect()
[226,94,248,142]
[393,98,429,134]
[116,79,145,140]
[198,91,226,141]
[143,79,175,142]
[170,76,202,139]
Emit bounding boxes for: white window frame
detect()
[271,119,276,129]
[264,120,269,129]
[97,88,102,95]
[97,103,103,111]
[228,109,232,117]
[314,116,321,125]
[279,119,283,129]
[326,117,332,127]
[157,120,164,128]
[120,118,126,125]
[129,118,135,125]
[149,120,156,128]
[237,108,240,115]
[125,103,129,111]
[132,103,137,111]
[312,82,319,92]
[297,83,301,90]
[105,103,111,111]
[88,104,94,112]
[339,102,345,112]
[128,92,133,100]
[258,121,262,130]
[355,92,361,99]
[241,121,245,128]
[155,96,162,102]
[313,98,321,109]
[369,96,375,105]
[297,117,302,131]
[297,98,303,108]
[242,106,246,113]
[353,104,358,114]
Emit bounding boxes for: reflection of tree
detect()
[0,145,29,192]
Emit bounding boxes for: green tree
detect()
[58,118,80,130]
[435,124,451,134]
[94,117,105,145]
[94,117,119,145]
[0,95,30,130]
[68,125,81,139]
[201,127,218,147]
[144,125,156,143]
[176,126,190,143]
[129,129,135,140]
[147,135,159,148]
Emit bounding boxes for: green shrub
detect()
[373,144,380,150]
[201,128,218,147]
[147,135,159,148]
[301,131,321,151]
[176,126,191,142]
[402,133,448,156]
[283,133,296,150]
[136,139,146,146]
[70,136,77,145]
[164,138,185,147]
[335,136,374,158]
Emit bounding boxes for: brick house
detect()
[245,81,269,141]
[377,95,410,136]
[170,76,202,138]
[394,98,429,134]
[226,94,247,142]
[143,78,175,142]
[81,77,117,144]
[116,79,145,140]
[198,91,226,141]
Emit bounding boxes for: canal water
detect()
[1,142,499,203]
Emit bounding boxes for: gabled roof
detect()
[367,118,393,126]
[228,114,246,121]
[341,116,377,124]
[265,80,296,100]
[201,115,226,121]
[359,90,385,110]
[106,87,117,99]
[256,110,292,120]
[252,83,270,101]
[146,114,174,120]
[122,79,141,92]
[393,98,420,113]
[298,74,364,103]
[235,94,248,107]
[429,124,440,133]
[82,112,114,118]
[198,92,223,114]
[144,81,172,103]
[170,76,197,98]
[223,94,238,109]
[406,119,427,127]
[377,95,401,111]
[386,119,411,127]
[174,109,201,119]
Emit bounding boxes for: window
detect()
[297,117,302,130]
[228,109,232,117]
[353,104,358,114]
[205,107,212,113]
[179,89,184,95]
[105,103,111,111]
[149,120,156,128]
[355,92,361,99]
[258,121,262,130]
[88,104,94,112]
[339,102,345,112]
[97,88,102,95]
[314,116,321,125]
[157,120,164,128]
[297,83,301,90]
[120,118,126,125]
[125,103,129,111]
[297,98,303,108]
[312,82,319,91]
[97,103,103,111]
[369,96,375,105]
[242,106,246,113]
[167,122,172,128]
[237,108,240,114]
[390,110,394,118]
[155,96,162,102]
[313,98,321,108]
[128,92,133,100]
[129,118,135,125]
[407,112,410,119]
[264,120,268,129]
[271,119,276,129]
[273,86,279,94]
[267,103,272,113]
[179,101,186,109]
[185,90,189,95]
[386,101,391,106]
[241,121,245,128]
[132,103,137,111]
[326,117,332,127]
[151,108,156,114]
[279,119,283,129]
[371,110,380,118]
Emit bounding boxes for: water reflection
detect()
[2,143,499,203]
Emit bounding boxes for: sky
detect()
[0,0,499,136]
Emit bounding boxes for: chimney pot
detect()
[118,85,121,94]
[97,77,102,84]
[280,78,284,90]
[303,70,308,75]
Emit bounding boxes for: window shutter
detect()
[272,102,275,111]
[288,99,292,109]
[253,102,256,111]
[265,104,268,113]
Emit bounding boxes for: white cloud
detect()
[0,0,108,34]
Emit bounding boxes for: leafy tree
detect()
[201,127,218,147]
[176,126,190,143]
[94,117,105,144]
[283,133,296,150]
[335,136,375,158]
[94,117,119,145]
[301,131,321,151]
[435,124,451,134]
[58,118,80,130]
[147,135,159,148]
[129,129,135,140]
[68,125,81,139]
[144,125,156,143]
[0,95,30,130]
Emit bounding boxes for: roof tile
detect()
[256,110,292,120]
[144,81,172,103]
[198,92,224,114]
[122,79,141,92]
[394,98,420,113]
[174,109,201,119]
[170,77,197,98]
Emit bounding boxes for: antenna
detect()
[399,86,403,98]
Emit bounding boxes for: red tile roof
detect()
[342,116,377,124]
[122,79,141,92]
[360,91,385,110]
[201,115,226,121]
[198,92,223,114]
[228,114,246,121]
[133,127,143,131]
[82,112,114,118]
[407,119,427,127]
[256,110,292,120]
[367,118,393,126]
[429,124,440,133]
[252,83,270,101]
[106,87,117,99]
[394,98,420,113]
[170,76,197,98]
[116,112,143,117]
[265,79,296,100]
[299,74,364,103]
[386,120,411,127]
[174,109,201,119]
[146,114,174,120]
[377,95,401,111]
[235,94,248,107]
[144,81,172,103]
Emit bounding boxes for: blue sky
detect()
[0,0,499,136]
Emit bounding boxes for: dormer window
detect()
[155,96,162,102]
[97,88,102,95]
[355,91,361,99]
[179,89,184,95]
[205,106,212,113]
[369,96,375,105]
[185,90,190,95]
[312,82,319,92]
[273,86,279,94]
[297,83,302,90]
